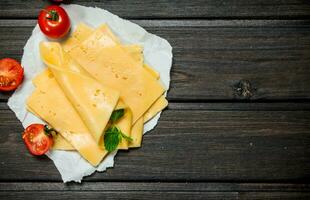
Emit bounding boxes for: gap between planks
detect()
[0,182,309,192]
[0,19,310,27]
[1,101,310,111]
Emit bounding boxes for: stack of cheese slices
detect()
[26,23,168,166]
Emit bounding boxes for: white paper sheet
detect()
[7,4,172,182]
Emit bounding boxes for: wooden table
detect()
[0,1,310,199]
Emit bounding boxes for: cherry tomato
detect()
[22,124,53,156]
[38,5,70,39]
[0,58,24,91]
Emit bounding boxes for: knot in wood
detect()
[234,80,254,99]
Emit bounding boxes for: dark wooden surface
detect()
[0,1,310,199]
[1,0,310,19]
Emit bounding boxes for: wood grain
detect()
[0,192,238,200]
[0,183,309,200]
[0,102,309,181]
[0,0,310,19]
[3,191,310,200]
[1,182,310,200]
[1,20,310,101]
[1,182,309,191]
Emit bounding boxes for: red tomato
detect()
[22,124,53,156]
[38,5,70,39]
[0,58,24,91]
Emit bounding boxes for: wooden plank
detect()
[0,183,309,200]
[0,182,309,192]
[239,192,310,200]
[0,0,310,19]
[2,191,310,200]
[0,192,237,200]
[0,102,309,181]
[1,20,310,101]
[167,102,310,111]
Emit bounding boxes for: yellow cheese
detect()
[38,24,165,151]
[52,134,75,150]
[62,23,95,52]
[27,74,107,166]
[35,72,132,150]
[129,117,144,148]
[69,42,165,123]
[123,44,160,80]
[33,69,54,87]
[90,25,160,81]
[98,24,121,43]
[66,23,161,88]
[144,96,168,123]
[65,23,164,123]
[144,64,160,80]
[40,42,120,144]
[37,42,132,150]
[123,44,143,65]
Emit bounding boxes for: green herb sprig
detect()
[104,109,133,152]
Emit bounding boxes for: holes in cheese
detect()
[69,43,165,123]
[27,73,107,166]
[66,23,167,149]
[32,69,133,152]
[65,23,165,125]
[62,23,95,52]
[40,42,120,145]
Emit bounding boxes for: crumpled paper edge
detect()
[7,4,172,183]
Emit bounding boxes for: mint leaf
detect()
[110,109,125,123]
[104,125,133,152]
[104,126,122,152]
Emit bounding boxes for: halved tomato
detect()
[22,124,54,156]
[0,58,24,91]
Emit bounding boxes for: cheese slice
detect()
[144,64,160,80]
[69,41,165,123]
[129,117,144,148]
[124,44,143,65]
[52,134,75,150]
[123,44,160,80]
[27,73,107,166]
[40,42,120,144]
[144,96,168,123]
[62,23,95,52]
